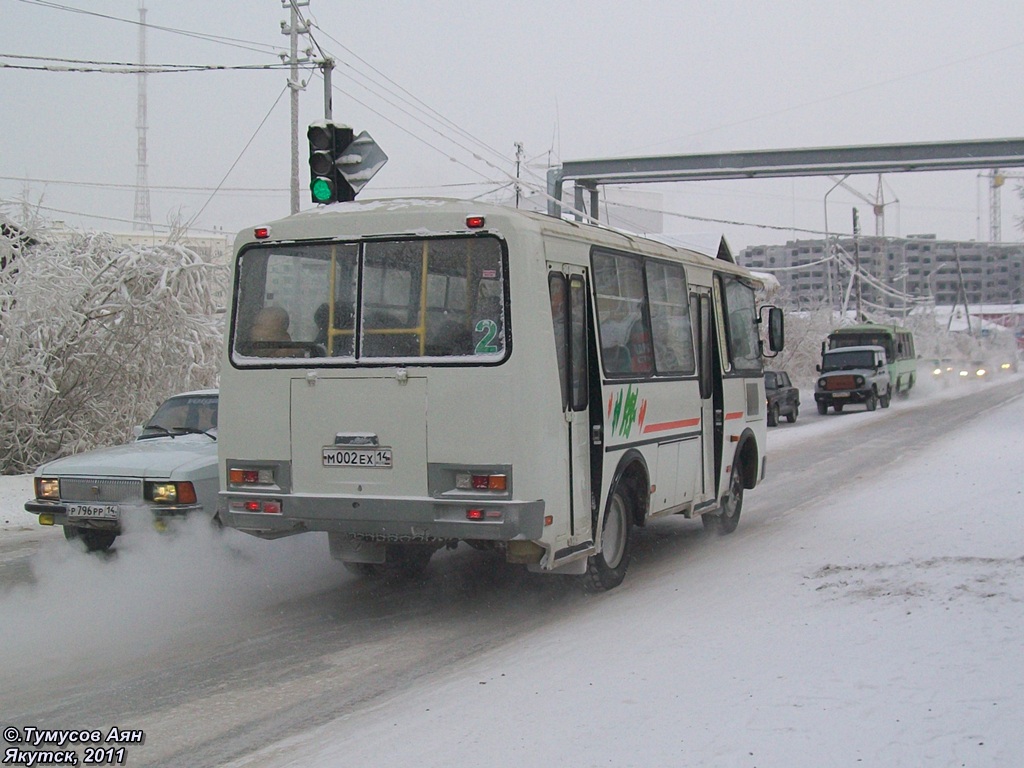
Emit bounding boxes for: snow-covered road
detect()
[2,374,1022,767]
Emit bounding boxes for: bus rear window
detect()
[231,236,506,365]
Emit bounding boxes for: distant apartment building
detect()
[738,236,1024,312]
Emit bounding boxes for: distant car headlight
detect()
[976,368,987,377]
[35,477,60,500]
[932,367,942,376]
[145,481,198,505]
[1000,362,1011,371]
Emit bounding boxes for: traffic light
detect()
[308,122,355,204]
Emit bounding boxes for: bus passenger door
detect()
[691,289,721,501]
[548,269,594,544]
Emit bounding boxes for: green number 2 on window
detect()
[474,319,499,354]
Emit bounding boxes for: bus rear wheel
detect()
[583,486,634,592]
[705,462,744,535]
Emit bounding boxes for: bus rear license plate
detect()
[68,503,120,520]
[323,447,393,468]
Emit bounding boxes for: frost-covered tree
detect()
[0,213,227,474]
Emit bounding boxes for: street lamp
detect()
[823,175,850,312]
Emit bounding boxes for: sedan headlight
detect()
[35,477,60,500]
[145,481,198,505]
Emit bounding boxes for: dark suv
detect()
[765,370,799,426]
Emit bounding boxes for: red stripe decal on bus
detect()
[724,411,744,420]
[643,417,701,433]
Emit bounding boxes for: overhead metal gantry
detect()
[546,137,1024,221]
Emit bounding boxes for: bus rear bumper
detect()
[219,491,546,543]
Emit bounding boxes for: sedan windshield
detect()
[140,394,218,439]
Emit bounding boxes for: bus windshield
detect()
[829,332,893,360]
[230,236,506,365]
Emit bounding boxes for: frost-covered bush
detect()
[0,217,227,474]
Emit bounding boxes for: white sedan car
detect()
[25,390,219,551]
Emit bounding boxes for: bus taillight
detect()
[231,499,282,514]
[229,466,276,486]
[466,509,503,521]
[456,473,507,491]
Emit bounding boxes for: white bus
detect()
[218,199,783,591]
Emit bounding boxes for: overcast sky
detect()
[2,0,1023,249]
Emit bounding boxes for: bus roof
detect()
[830,322,912,335]
[234,198,756,278]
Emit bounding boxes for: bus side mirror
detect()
[766,306,784,352]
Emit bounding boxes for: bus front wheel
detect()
[583,486,634,592]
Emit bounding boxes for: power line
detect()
[0,199,227,235]
[186,84,290,229]
[0,55,292,74]
[12,0,285,57]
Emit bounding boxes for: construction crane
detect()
[983,168,1024,242]
[826,173,899,236]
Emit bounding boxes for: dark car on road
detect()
[765,370,799,426]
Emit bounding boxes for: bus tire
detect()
[583,486,634,592]
[708,462,744,535]
[343,561,381,577]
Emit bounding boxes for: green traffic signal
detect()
[311,177,334,203]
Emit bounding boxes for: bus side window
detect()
[568,275,589,410]
[549,274,569,410]
[626,315,654,374]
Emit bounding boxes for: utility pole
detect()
[852,207,862,321]
[133,0,151,230]
[514,142,524,208]
[281,1,310,215]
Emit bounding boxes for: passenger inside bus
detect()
[313,301,355,356]
[248,306,298,358]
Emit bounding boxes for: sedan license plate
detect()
[322,447,393,468]
[68,503,120,520]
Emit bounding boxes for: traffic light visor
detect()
[308,124,333,151]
